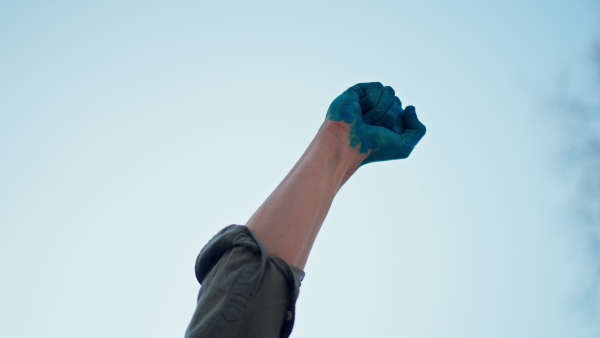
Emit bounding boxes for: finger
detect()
[363,85,396,125]
[328,82,384,123]
[383,96,404,133]
[349,82,376,98]
[366,94,403,130]
[372,93,401,129]
[401,105,427,146]
[357,82,383,112]
[326,85,363,122]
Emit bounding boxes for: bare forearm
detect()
[246,82,426,270]
[246,122,365,269]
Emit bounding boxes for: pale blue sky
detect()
[1,1,598,337]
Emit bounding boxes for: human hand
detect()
[324,82,426,165]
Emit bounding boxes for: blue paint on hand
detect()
[325,82,426,165]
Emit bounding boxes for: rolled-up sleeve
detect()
[185,225,305,338]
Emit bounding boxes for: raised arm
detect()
[246,82,427,269]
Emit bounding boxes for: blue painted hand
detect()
[325,82,427,165]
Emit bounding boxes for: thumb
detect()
[401,106,427,146]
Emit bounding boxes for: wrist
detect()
[301,121,367,184]
[319,120,368,160]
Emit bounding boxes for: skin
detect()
[325,82,427,165]
[246,82,426,269]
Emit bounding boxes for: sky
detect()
[0,0,599,337]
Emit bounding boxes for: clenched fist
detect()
[324,82,426,165]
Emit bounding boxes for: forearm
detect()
[246,122,366,269]
[246,82,426,270]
